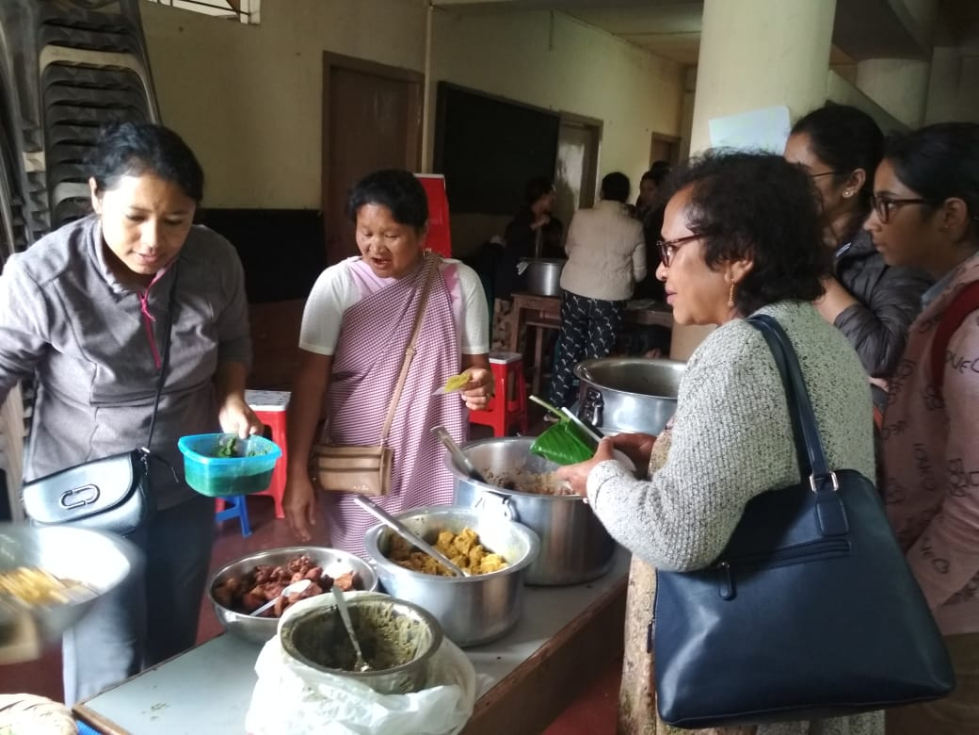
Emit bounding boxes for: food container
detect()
[518,257,565,296]
[575,357,685,435]
[279,592,442,695]
[363,506,539,647]
[178,433,281,497]
[448,437,626,586]
[0,523,140,663]
[207,546,378,645]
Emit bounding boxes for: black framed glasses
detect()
[656,234,703,267]
[809,170,844,179]
[870,195,931,224]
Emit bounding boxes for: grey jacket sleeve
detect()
[0,256,49,404]
[211,235,252,369]
[834,265,932,379]
[584,325,796,572]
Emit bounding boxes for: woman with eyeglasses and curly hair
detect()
[871,122,979,735]
[557,151,881,735]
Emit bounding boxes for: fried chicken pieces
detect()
[213,554,358,618]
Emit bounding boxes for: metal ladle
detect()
[330,586,371,672]
[353,495,471,578]
[431,426,487,483]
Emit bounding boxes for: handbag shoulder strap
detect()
[144,262,180,450]
[930,281,979,399]
[746,314,834,490]
[379,254,438,444]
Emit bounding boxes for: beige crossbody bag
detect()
[310,256,437,496]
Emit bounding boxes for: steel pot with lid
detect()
[575,357,685,435]
[447,437,634,586]
[517,258,565,297]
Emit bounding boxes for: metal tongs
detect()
[353,496,471,578]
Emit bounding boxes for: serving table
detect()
[507,293,674,396]
[73,549,630,735]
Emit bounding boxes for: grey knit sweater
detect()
[587,301,882,735]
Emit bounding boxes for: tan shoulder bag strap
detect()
[379,254,438,444]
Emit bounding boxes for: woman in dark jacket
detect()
[784,103,932,404]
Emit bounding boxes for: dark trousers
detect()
[62,495,216,703]
[546,290,625,408]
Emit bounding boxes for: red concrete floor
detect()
[0,490,622,734]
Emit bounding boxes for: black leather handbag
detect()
[653,314,955,729]
[21,266,179,537]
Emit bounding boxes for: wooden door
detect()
[554,116,601,237]
[322,53,422,265]
[650,133,681,167]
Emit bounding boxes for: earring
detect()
[728,282,736,308]
[843,190,853,198]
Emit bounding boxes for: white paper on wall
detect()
[707,106,792,154]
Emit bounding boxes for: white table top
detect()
[78,549,631,734]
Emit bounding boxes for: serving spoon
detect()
[331,586,371,672]
[248,578,311,618]
[431,426,487,483]
[353,495,470,578]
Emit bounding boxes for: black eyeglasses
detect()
[870,195,931,224]
[809,170,844,179]
[656,234,703,267]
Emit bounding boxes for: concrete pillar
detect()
[856,58,931,129]
[671,0,836,360]
[924,47,962,125]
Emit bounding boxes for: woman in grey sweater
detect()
[559,152,880,735]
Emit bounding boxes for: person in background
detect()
[491,176,564,350]
[634,161,672,303]
[546,172,645,408]
[0,122,262,702]
[871,122,979,735]
[284,169,492,557]
[784,103,932,415]
[557,151,880,735]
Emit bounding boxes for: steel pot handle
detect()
[474,489,517,522]
[578,365,595,382]
[580,388,604,428]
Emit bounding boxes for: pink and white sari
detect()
[320,256,467,557]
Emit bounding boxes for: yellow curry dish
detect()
[388,528,508,576]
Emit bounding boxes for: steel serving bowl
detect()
[363,506,540,647]
[207,546,378,645]
[575,357,686,435]
[447,438,633,586]
[0,523,141,663]
[279,592,442,695]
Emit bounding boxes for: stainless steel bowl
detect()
[363,506,540,647]
[575,357,686,434]
[207,546,378,645]
[0,523,141,663]
[279,593,442,695]
[447,438,625,586]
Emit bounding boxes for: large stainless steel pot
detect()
[518,257,565,296]
[575,357,685,435]
[448,437,617,586]
[363,506,539,648]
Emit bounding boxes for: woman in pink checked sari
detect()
[284,170,492,557]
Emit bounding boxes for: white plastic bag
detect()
[245,592,477,735]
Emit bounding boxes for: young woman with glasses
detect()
[871,122,979,734]
[784,104,932,413]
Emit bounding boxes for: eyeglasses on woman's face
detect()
[656,233,703,267]
[870,195,931,224]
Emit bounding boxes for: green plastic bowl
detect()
[177,433,282,498]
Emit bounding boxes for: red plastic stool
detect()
[245,389,290,519]
[469,351,529,437]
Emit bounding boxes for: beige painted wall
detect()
[141,0,427,209]
[141,0,685,239]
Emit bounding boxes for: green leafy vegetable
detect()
[214,436,238,458]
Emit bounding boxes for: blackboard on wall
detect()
[434,82,560,215]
